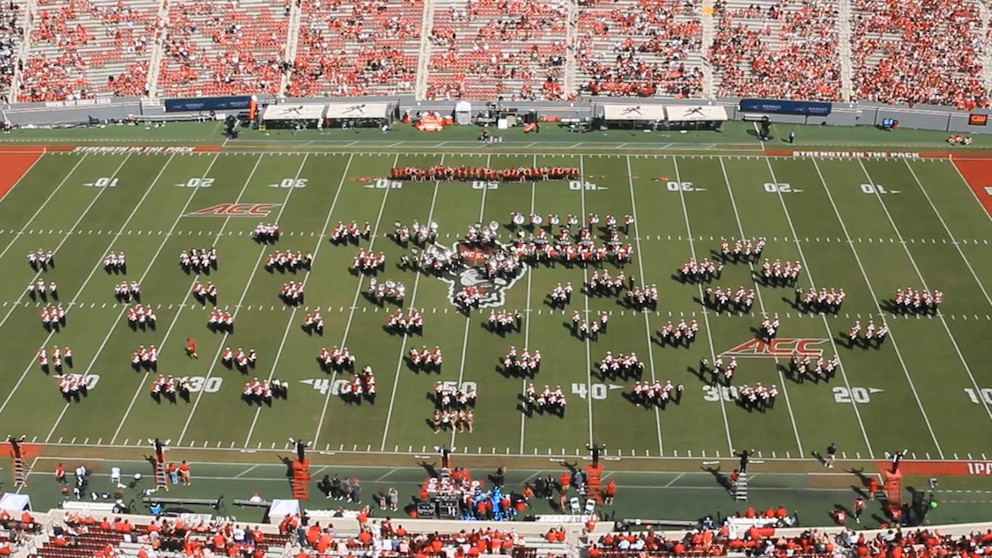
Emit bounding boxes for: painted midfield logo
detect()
[434,240,526,309]
[720,338,827,359]
[186,203,281,217]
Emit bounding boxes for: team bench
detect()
[141,496,223,509]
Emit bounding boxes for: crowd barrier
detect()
[0,95,990,135]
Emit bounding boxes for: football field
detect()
[2,141,992,475]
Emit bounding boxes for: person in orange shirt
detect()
[605,479,616,505]
[186,338,197,359]
[179,461,191,486]
[55,463,66,484]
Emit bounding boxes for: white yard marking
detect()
[904,161,992,309]
[0,154,145,418]
[0,155,89,263]
[758,158,872,457]
[450,153,489,449]
[110,153,265,444]
[313,154,402,447]
[676,157,738,454]
[242,154,352,446]
[519,154,538,454]
[177,154,308,446]
[857,159,992,428]
[45,154,219,443]
[578,154,595,446]
[811,159,943,457]
[624,156,664,456]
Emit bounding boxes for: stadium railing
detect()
[3,94,991,136]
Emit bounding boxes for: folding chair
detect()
[569,497,581,514]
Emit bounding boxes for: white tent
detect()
[268,499,300,520]
[324,102,391,120]
[262,104,326,121]
[601,104,666,122]
[666,105,728,122]
[0,494,31,511]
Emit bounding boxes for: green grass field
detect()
[3,125,992,523]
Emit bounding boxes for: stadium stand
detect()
[424,0,571,101]
[2,0,992,108]
[0,1,22,104]
[289,0,423,98]
[19,0,161,102]
[849,0,989,109]
[707,0,843,102]
[157,0,290,99]
[574,0,705,99]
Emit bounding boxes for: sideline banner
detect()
[739,98,832,116]
[164,96,252,113]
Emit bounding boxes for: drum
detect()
[512,213,525,226]
[489,221,500,232]
[530,214,543,225]
[549,215,560,225]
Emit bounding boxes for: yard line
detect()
[241,155,353,446]
[373,158,440,450]
[0,154,88,263]
[0,154,140,418]
[577,154,595,446]
[108,153,261,445]
[177,154,309,446]
[904,161,992,308]
[313,154,401,448]
[623,156,663,456]
[809,159,943,457]
[44,153,205,441]
[856,159,992,427]
[672,157,738,455]
[518,155,538,454]
[755,158,873,458]
[449,153,489,450]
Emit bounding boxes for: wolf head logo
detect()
[433,239,527,308]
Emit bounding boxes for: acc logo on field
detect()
[186,203,281,217]
[432,240,527,309]
[720,338,827,359]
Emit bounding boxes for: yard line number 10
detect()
[964,388,992,405]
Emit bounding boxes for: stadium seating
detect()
[19,0,161,102]
[157,0,289,99]
[424,0,570,101]
[707,0,842,102]
[289,0,423,98]
[0,1,22,103]
[849,0,989,109]
[4,0,992,108]
[574,0,705,98]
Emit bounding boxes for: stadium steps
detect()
[700,0,716,98]
[562,0,577,97]
[415,0,436,99]
[7,0,33,103]
[280,0,304,96]
[143,0,170,100]
[835,0,854,100]
[980,0,992,93]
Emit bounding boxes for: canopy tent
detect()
[601,104,666,122]
[0,493,31,511]
[261,104,326,121]
[324,102,392,120]
[266,499,300,522]
[665,105,728,122]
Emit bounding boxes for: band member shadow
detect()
[836,331,876,350]
[62,385,89,403]
[703,466,732,492]
[621,390,673,410]
[363,291,386,307]
[495,364,537,379]
[780,362,808,384]
[339,389,372,405]
[150,386,191,405]
[516,395,534,417]
[43,317,65,332]
[544,295,567,310]
[750,327,774,342]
